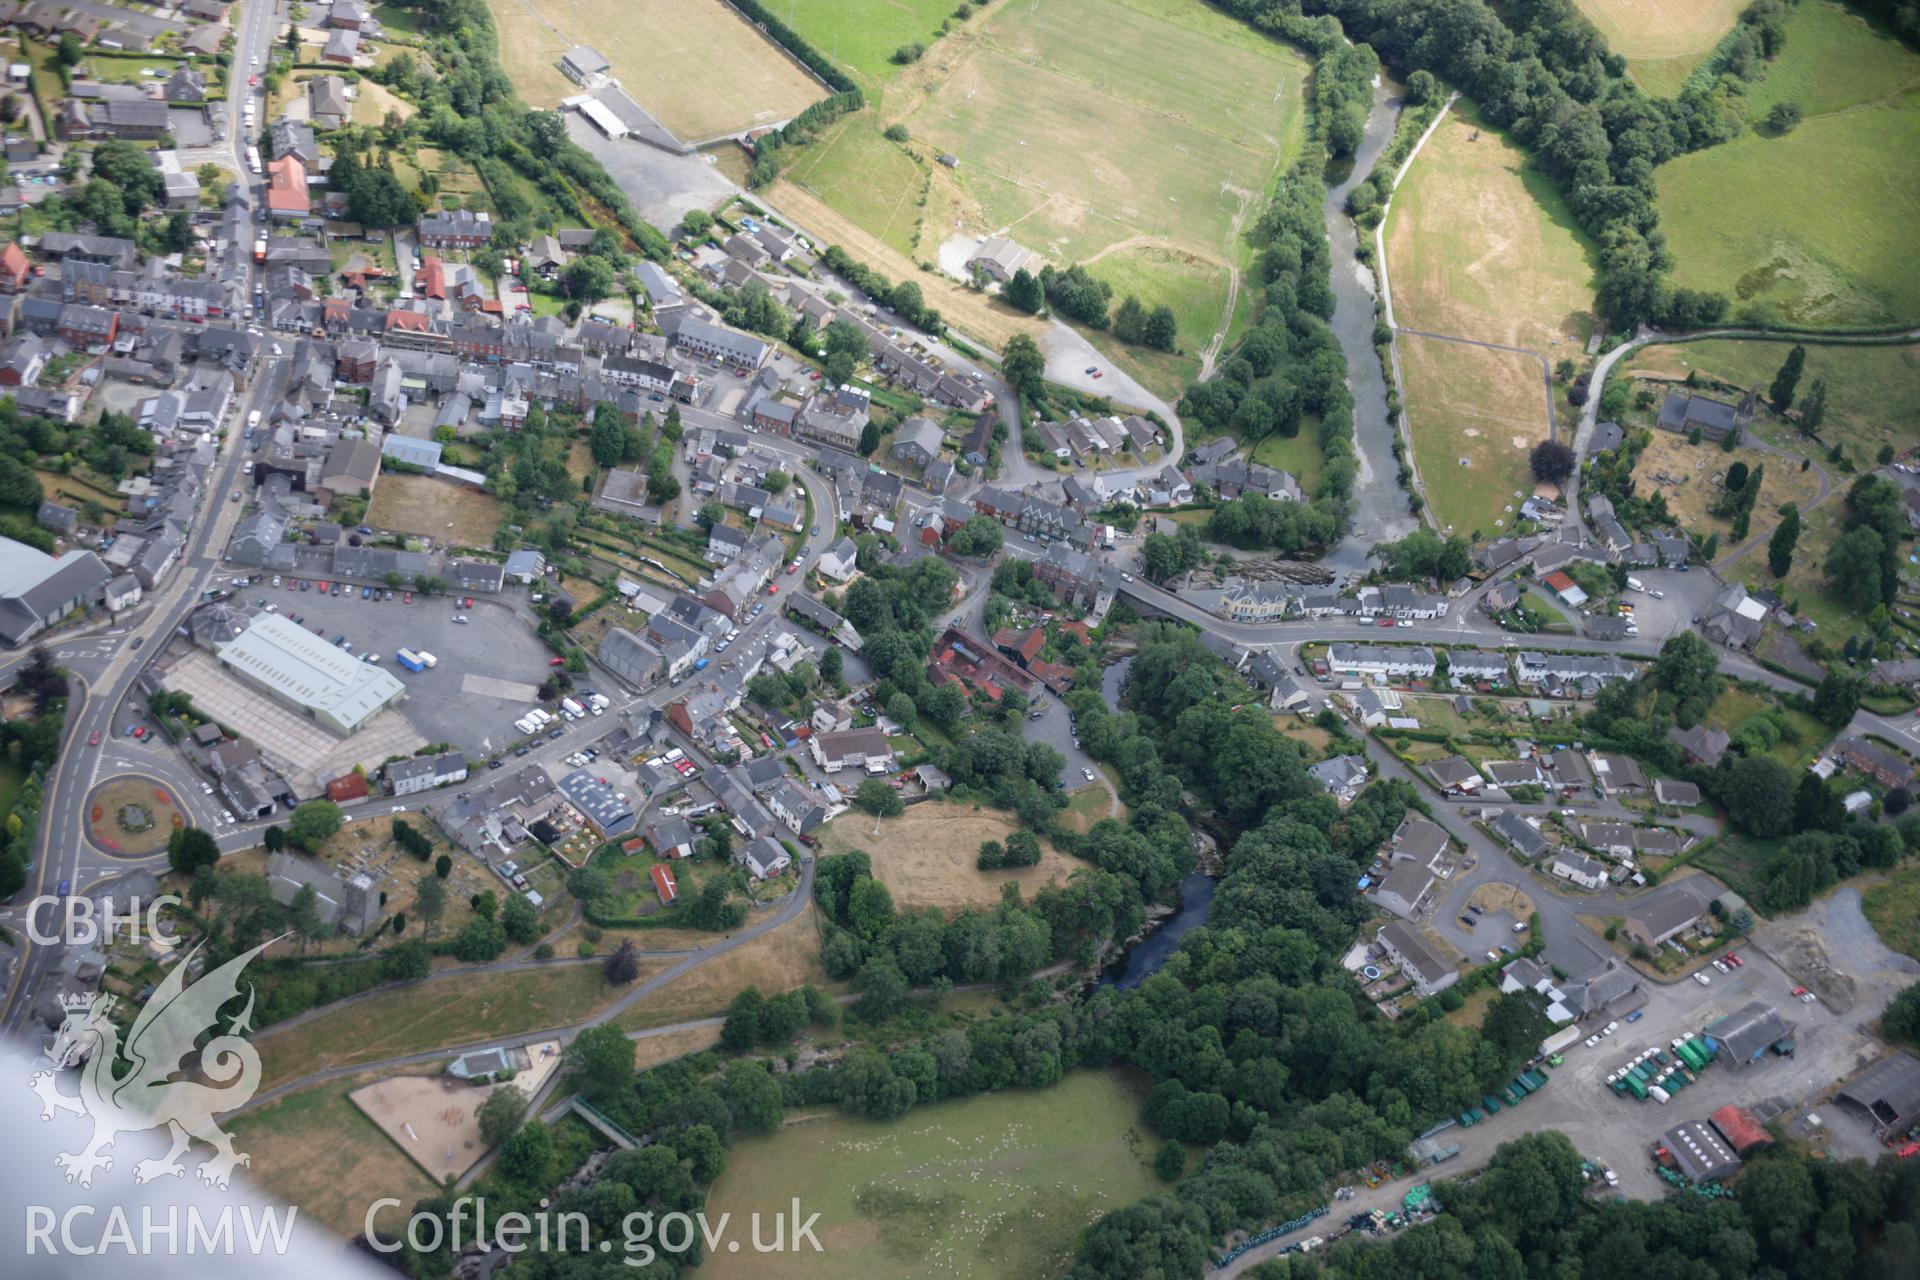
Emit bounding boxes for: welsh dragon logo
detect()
[30,937,279,1189]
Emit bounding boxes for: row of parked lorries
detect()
[1608,1036,1717,1104]
[1455,1067,1550,1129]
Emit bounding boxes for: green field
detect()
[702,1072,1167,1280]
[783,0,959,90]
[782,115,928,257]
[1737,0,1920,121]
[1656,3,1920,326]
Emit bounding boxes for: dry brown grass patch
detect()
[227,1071,440,1237]
[1630,430,1822,562]
[814,801,1084,912]
[614,907,832,1032]
[365,471,504,547]
[1384,104,1597,350]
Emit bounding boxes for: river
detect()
[1323,75,1418,572]
[1095,77,1405,990]
[1100,872,1219,991]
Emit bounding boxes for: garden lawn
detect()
[1701,685,1832,771]
[812,801,1083,912]
[701,1071,1165,1280]
[1249,427,1326,500]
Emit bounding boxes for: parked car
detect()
[1625,1009,1643,1023]
[1694,971,1712,986]
[1082,768,1096,782]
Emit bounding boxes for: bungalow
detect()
[1389,814,1452,874]
[1492,810,1549,859]
[1482,760,1544,791]
[1668,724,1731,768]
[1307,753,1368,803]
[1551,851,1608,890]
[1620,890,1704,949]
[1369,859,1434,920]
[1579,821,1636,857]
[1545,748,1595,796]
[1590,752,1648,796]
[1634,827,1687,858]
[1654,779,1701,809]
[1426,756,1484,795]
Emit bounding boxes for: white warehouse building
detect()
[214,612,406,735]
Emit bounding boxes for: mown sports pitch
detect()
[784,0,1306,349]
[904,0,1306,270]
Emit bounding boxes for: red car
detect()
[1724,953,1742,968]
[549,656,566,667]
[1375,616,1395,627]
[1791,986,1808,997]
[511,284,528,294]
[87,730,101,747]
[133,726,149,740]
[786,562,798,575]
[465,597,475,608]
[403,592,413,604]
[767,583,779,596]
